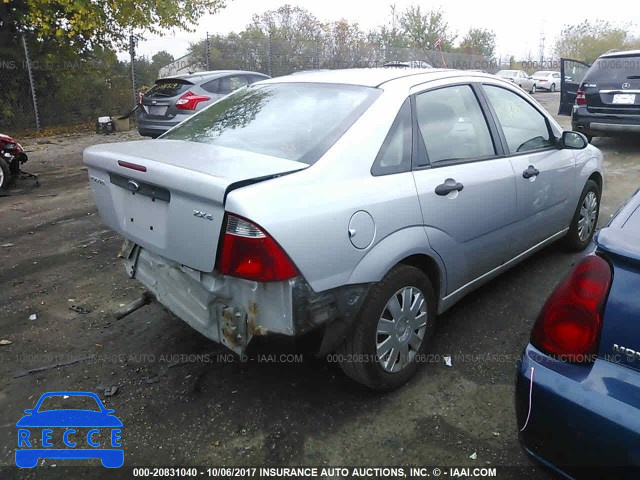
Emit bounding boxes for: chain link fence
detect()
[0,31,560,135]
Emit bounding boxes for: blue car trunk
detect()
[596,190,640,373]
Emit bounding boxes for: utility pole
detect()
[205,32,211,70]
[539,22,546,66]
[22,35,40,131]
[129,31,137,111]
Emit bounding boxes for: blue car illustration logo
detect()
[16,391,123,468]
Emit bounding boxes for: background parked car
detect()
[85,69,602,391]
[531,71,561,92]
[559,50,640,142]
[137,70,270,138]
[496,69,537,93]
[516,187,640,480]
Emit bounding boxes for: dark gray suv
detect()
[137,70,270,138]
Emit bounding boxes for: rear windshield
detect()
[497,70,517,77]
[585,55,640,83]
[146,79,193,98]
[161,83,381,164]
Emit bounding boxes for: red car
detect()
[0,133,29,190]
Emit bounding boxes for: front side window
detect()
[162,83,380,164]
[483,85,554,153]
[414,85,495,165]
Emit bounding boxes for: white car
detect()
[496,70,536,94]
[531,71,561,92]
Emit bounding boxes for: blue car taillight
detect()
[531,254,612,363]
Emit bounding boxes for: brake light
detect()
[217,214,298,282]
[175,90,210,110]
[576,89,587,106]
[531,255,612,362]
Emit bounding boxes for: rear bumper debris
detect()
[122,242,369,355]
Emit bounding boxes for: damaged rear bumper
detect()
[122,241,369,355]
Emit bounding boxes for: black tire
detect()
[550,83,556,92]
[338,264,437,391]
[562,179,600,251]
[530,84,536,94]
[0,158,10,191]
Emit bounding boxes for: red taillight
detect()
[576,89,587,106]
[531,255,612,362]
[175,90,210,110]
[217,215,298,282]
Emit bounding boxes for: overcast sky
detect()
[125,0,640,62]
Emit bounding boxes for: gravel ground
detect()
[1,93,639,479]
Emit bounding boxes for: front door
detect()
[481,83,576,251]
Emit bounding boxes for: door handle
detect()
[522,165,540,179]
[435,181,464,196]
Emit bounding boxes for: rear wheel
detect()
[562,179,600,251]
[530,84,536,94]
[0,158,11,191]
[550,83,556,92]
[338,265,436,391]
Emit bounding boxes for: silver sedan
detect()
[85,68,603,390]
[496,69,537,93]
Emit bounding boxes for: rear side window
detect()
[145,80,192,98]
[371,98,412,176]
[415,85,495,165]
[483,85,554,153]
[201,79,220,94]
[161,83,381,164]
[586,55,640,83]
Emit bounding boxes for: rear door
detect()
[559,58,591,115]
[142,78,194,119]
[580,53,640,116]
[411,83,519,291]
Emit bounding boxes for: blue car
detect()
[16,391,123,468]
[516,188,640,479]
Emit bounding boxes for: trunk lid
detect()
[84,139,306,272]
[596,189,640,372]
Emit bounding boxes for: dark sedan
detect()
[516,188,640,479]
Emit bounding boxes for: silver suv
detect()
[85,68,603,390]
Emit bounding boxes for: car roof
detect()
[259,68,494,88]
[600,49,640,58]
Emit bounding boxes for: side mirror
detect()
[559,131,589,149]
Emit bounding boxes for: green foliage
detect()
[1,0,227,50]
[398,6,456,51]
[555,19,640,63]
[458,28,496,60]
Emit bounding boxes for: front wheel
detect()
[338,265,437,391]
[562,179,600,251]
[0,158,11,191]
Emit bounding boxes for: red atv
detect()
[0,133,31,190]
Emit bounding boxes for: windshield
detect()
[586,55,640,83]
[37,395,102,412]
[162,82,380,164]
[146,79,193,98]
